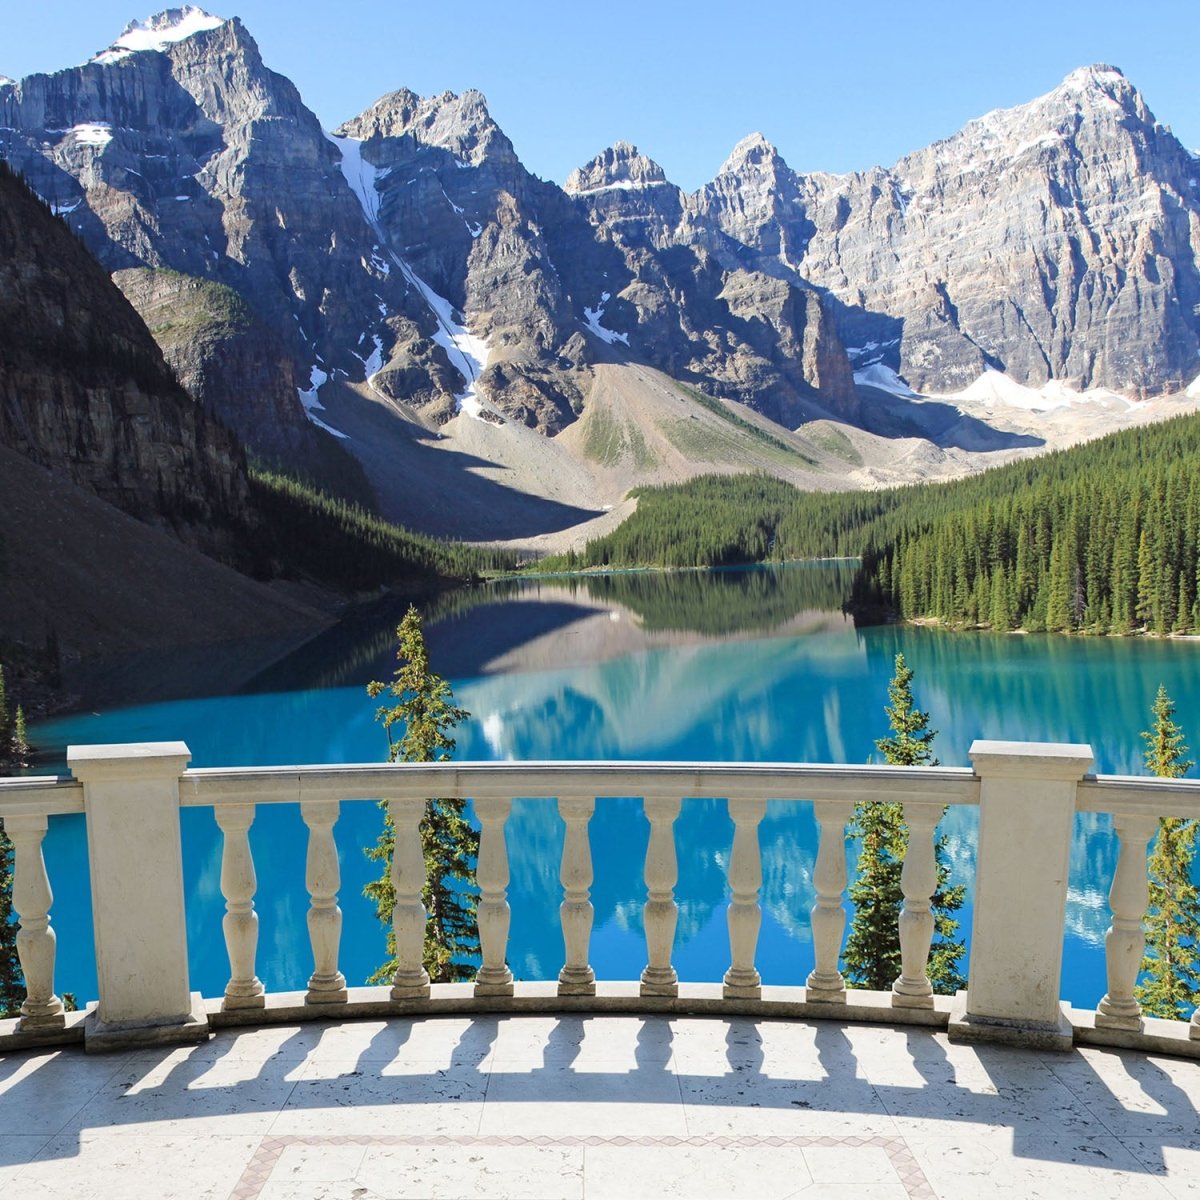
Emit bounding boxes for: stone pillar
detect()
[949,740,1093,1051]
[67,743,208,1050]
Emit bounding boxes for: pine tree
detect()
[0,663,23,1016]
[11,707,28,768]
[0,665,10,752]
[1136,686,1200,1019]
[843,799,906,989]
[843,654,965,993]
[989,563,1012,632]
[874,653,938,766]
[0,824,19,1019]
[364,606,480,983]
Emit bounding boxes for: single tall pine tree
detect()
[0,663,23,1016]
[843,653,965,993]
[0,664,10,751]
[0,823,18,1019]
[1136,685,1199,1019]
[365,606,480,983]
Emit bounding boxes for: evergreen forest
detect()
[554,412,1200,635]
[246,469,516,593]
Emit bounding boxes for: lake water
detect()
[28,563,1200,1009]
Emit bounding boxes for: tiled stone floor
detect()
[1,1014,1198,1198]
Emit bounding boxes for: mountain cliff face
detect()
[0,9,862,456]
[563,141,860,426]
[695,67,1200,397]
[1,13,1197,527]
[0,159,245,528]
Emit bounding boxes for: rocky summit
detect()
[1,13,1198,535]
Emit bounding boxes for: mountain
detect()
[1,14,1197,545]
[698,66,1200,398]
[0,9,865,523]
[0,159,244,531]
[0,159,325,660]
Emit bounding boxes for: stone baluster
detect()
[723,796,766,1000]
[806,800,855,1003]
[557,794,596,996]
[892,804,940,1008]
[5,814,65,1030]
[389,797,431,1000]
[1096,813,1159,1029]
[474,796,514,996]
[301,799,347,1005]
[215,804,265,1011]
[641,794,682,997]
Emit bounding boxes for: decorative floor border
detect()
[230,1132,936,1199]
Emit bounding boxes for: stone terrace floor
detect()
[1,1014,1199,1199]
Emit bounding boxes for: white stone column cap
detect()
[969,740,1093,781]
[68,742,192,782]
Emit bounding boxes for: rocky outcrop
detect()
[0,14,415,373]
[565,143,860,424]
[690,133,812,268]
[336,87,588,426]
[0,160,246,530]
[111,266,372,498]
[112,268,304,450]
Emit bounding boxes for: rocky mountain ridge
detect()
[0,158,245,530]
[1,13,1198,535]
[0,157,329,662]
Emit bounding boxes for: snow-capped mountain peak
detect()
[90,7,226,65]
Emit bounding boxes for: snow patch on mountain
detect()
[91,7,225,64]
[950,369,1134,412]
[853,363,918,397]
[327,131,493,418]
[297,365,349,439]
[401,266,492,418]
[326,133,381,226]
[70,123,113,148]
[856,363,1140,413]
[355,334,384,380]
[1186,373,1200,399]
[583,293,629,345]
[572,179,669,195]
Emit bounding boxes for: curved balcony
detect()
[1,741,1199,1196]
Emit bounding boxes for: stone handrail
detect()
[0,739,1198,1057]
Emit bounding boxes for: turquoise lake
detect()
[28,563,1200,1008]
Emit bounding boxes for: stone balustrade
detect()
[0,740,1198,1057]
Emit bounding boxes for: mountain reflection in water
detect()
[31,563,1200,1009]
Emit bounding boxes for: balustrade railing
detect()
[1,742,1198,1055]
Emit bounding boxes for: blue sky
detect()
[5,1,1198,190]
